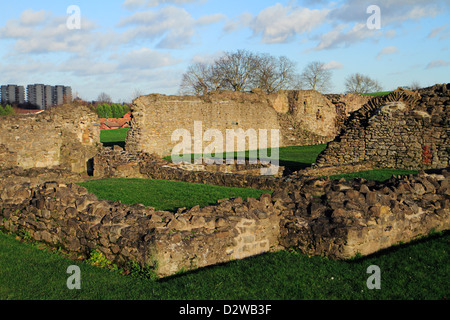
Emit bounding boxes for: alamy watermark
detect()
[66,5,81,30]
[171,121,280,176]
[367,5,381,30]
[366,265,381,290]
[67,265,81,290]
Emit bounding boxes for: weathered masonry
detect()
[0,168,448,277]
[0,86,448,278]
[0,104,101,173]
[316,84,450,170]
[125,90,371,157]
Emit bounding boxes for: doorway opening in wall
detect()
[87,158,94,177]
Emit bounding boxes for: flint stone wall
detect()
[0,104,101,173]
[1,167,448,277]
[316,85,450,170]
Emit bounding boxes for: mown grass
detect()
[77,169,418,215]
[362,91,393,97]
[78,178,271,212]
[164,144,328,172]
[100,128,129,149]
[1,130,443,301]
[100,129,327,171]
[0,229,448,300]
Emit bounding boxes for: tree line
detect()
[179,49,385,96]
[0,104,14,116]
[95,103,130,119]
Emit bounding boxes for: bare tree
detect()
[345,73,382,94]
[180,50,301,95]
[179,62,223,96]
[255,55,298,94]
[409,81,421,91]
[132,89,144,100]
[300,61,333,93]
[214,49,261,92]
[97,92,112,103]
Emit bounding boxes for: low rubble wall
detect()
[1,167,448,277]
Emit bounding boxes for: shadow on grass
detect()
[346,230,449,264]
[156,231,450,283]
[102,141,126,149]
[155,253,268,284]
[279,160,313,172]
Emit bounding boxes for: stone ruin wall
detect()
[92,146,286,183]
[275,91,371,146]
[316,84,450,170]
[125,90,372,157]
[0,167,448,277]
[0,89,369,174]
[0,104,101,173]
[125,92,283,157]
[0,86,448,278]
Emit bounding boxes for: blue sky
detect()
[0,0,449,102]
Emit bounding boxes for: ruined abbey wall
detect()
[125,92,282,157]
[274,91,371,146]
[0,104,101,173]
[316,85,450,170]
[125,90,370,157]
[1,85,448,279]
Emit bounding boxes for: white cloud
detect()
[123,0,203,10]
[329,0,444,24]
[322,60,344,70]
[0,58,55,81]
[57,56,118,77]
[0,11,100,55]
[118,48,180,69]
[248,4,330,43]
[223,12,253,34]
[118,6,222,49]
[385,29,396,38]
[123,0,147,10]
[313,0,448,51]
[376,46,399,59]
[426,59,450,69]
[427,24,449,40]
[314,22,380,51]
[196,13,226,26]
[20,9,49,26]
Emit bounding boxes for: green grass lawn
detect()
[0,229,447,300]
[78,178,271,212]
[100,128,129,148]
[100,129,327,171]
[164,144,328,172]
[0,131,440,301]
[362,91,393,97]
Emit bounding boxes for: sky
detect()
[0,0,449,102]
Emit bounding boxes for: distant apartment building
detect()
[53,85,72,106]
[0,84,25,105]
[27,84,46,109]
[26,84,73,110]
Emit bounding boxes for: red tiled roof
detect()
[99,113,131,130]
[13,107,43,114]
